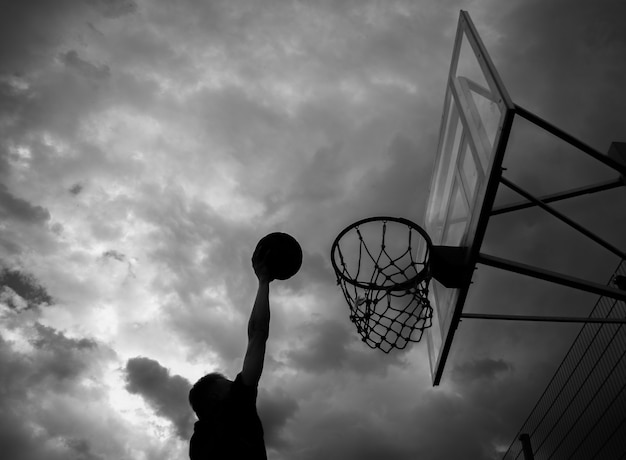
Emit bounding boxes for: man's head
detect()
[189,372,231,420]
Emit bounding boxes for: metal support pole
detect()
[477,253,626,302]
[491,178,624,216]
[460,313,626,324]
[514,105,626,177]
[500,176,626,260]
[519,434,535,460]
[609,142,626,185]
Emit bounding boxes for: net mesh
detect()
[332,218,433,352]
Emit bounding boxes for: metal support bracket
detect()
[609,142,626,184]
[499,176,626,260]
[477,252,626,303]
[460,312,626,324]
[430,246,473,288]
[491,178,623,216]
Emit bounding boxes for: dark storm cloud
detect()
[124,356,195,438]
[257,389,299,449]
[60,50,111,81]
[355,133,433,218]
[69,182,84,195]
[305,431,412,460]
[0,323,119,460]
[0,0,134,74]
[290,409,415,460]
[0,184,50,224]
[291,142,346,203]
[451,357,512,383]
[294,251,335,288]
[168,295,247,366]
[0,0,79,73]
[87,0,137,19]
[0,83,30,181]
[101,250,136,277]
[494,0,626,147]
[189,87,288,161]
[422,355,577,459]
[64,438,105,460]
[136,184,247,304]
[0,0,135,176]
[0,235,21,255]
[0,334,59,460]
[286,318,407,376]
[102,249,126,262]
[31,324,99,382]
[0,267,54,309]
[406,390,503,460]
[18,69,108,138]
[286,319,350,372]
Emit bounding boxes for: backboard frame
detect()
[424,12,626,387]
[424,10,515,386]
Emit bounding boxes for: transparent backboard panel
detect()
[424,11,514,385]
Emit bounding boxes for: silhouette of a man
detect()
[188,243,273,459]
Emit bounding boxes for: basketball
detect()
[254,232,303,280]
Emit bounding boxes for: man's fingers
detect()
[252,242,264,262]
[253,243,272,261]
[252,246,273,275]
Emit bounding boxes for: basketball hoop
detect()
[330,217,434,352]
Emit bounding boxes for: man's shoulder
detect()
[232,373,259,401]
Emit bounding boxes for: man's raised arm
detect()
[241,245,273,387]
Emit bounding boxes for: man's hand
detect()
[252,242,274,284]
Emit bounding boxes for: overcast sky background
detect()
[1,1,626,459]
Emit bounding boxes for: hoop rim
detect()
[330,216,433,291]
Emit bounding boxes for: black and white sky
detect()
[1,1,625,459]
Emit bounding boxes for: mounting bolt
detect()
[613,275,626,291]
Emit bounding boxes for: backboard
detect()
[424,11,515,385]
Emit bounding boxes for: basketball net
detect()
[331,217,433,352]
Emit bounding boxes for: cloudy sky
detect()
[1,1,626,459]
